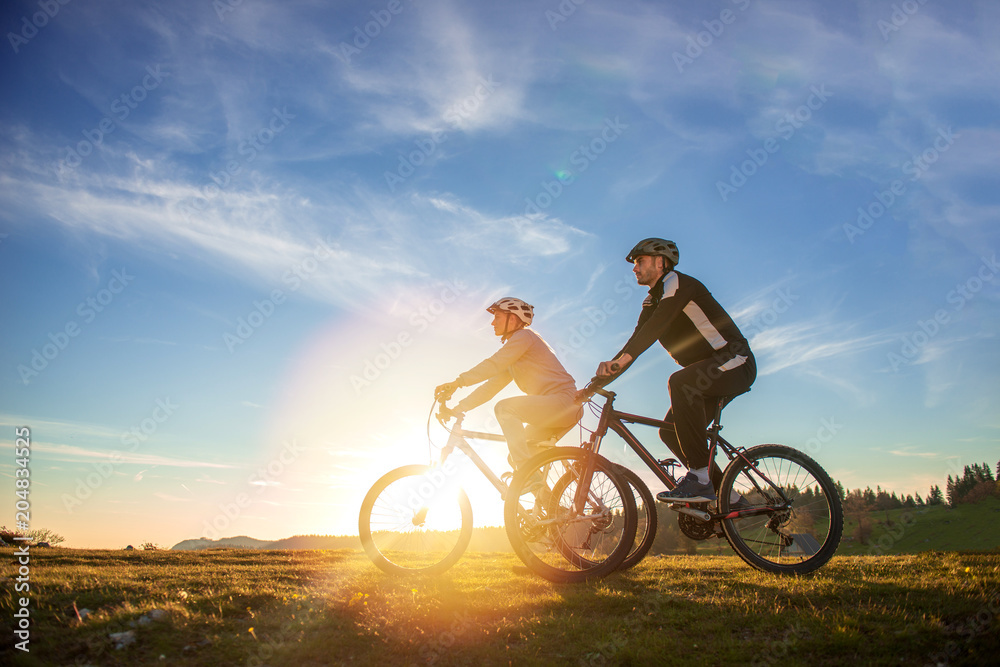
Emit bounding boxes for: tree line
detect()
[840,460,999,512]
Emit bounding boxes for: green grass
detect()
[4,548,999,666]
[839,497,1000,556]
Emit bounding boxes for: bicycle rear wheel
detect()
[612,464,657,571]
[504,448,636,583]
[359,464,472,576]
[718,445,843,575]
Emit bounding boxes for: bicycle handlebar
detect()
[577,360,623,401]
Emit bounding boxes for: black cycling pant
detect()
[659,352,756,490]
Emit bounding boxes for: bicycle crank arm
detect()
[669,505,712,522]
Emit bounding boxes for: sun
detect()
[266,302,514,538]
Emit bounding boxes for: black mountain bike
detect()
[578,379,843,575]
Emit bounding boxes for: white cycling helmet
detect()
[487,297,534,325]
[626,238,679,267]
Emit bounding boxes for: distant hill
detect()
[172,529,511,552]
[171,535,275,551]
[268,534,362,550]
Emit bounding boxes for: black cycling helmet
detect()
[626,238,679,267]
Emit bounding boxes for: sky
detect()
[1,0,998,549]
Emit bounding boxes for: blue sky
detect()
[1,0,998,548]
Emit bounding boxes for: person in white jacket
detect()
[435,297,582,471]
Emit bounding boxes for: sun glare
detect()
[268,299,517,538]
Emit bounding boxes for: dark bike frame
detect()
[582,385,790,520]
[440,418,608,516]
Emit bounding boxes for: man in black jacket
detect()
[595,238,756,503]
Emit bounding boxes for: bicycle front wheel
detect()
[504,448,636,583]
[718,445,843,575]
[359,464,472,576]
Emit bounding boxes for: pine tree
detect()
[927,485,943,505]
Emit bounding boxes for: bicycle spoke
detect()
[504,448,636,583]
[720,445,843,574]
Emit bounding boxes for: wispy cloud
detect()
[31,441,236,470]
[752,320,894,376]
[887,448,942,459]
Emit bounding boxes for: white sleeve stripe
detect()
[718,355,747,372]
[682,302,727,350]
[663,271,679,297]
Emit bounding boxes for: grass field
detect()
[3,547,999,666]
[838,497,1000,556]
